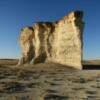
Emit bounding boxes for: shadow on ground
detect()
[83,65,100,70]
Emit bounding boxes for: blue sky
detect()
[0,0,100,60]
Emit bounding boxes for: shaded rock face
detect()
[18,11,84,69]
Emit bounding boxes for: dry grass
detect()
[0,59,100,100]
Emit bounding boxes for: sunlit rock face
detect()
[18,11,84,69]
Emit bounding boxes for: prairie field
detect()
[0,59,100,100]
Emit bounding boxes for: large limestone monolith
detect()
[18,11,84,69]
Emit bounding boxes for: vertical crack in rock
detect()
[18,11,84,69]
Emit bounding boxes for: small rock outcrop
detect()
[18,11,84,69]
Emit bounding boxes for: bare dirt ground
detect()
[0,59,100,100]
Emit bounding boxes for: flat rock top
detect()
[0,63,100,100]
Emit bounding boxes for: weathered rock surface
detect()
[18,11,84,69]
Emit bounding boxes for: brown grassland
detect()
[0,59,100,100]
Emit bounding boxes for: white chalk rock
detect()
[18,11,84,69]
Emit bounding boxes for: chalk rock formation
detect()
[18,11,84,69]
